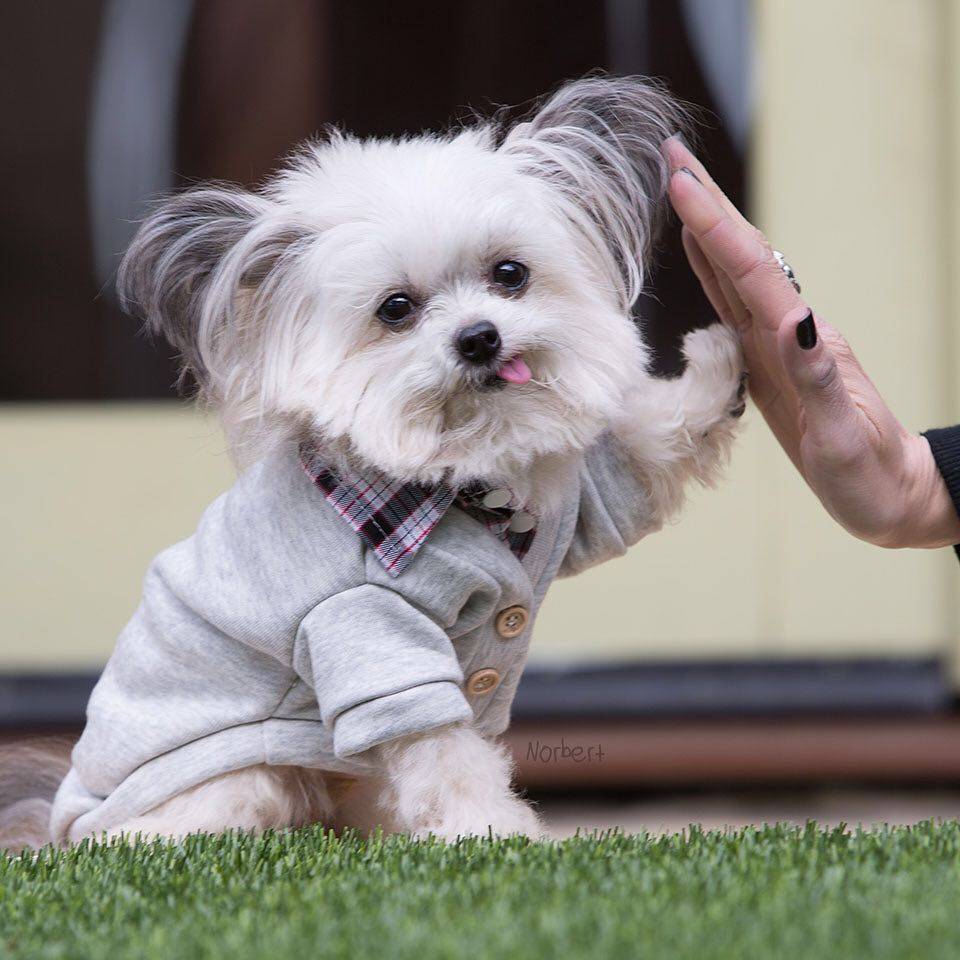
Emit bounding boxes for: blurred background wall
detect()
[2,1,959,730]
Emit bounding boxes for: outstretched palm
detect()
[663,136,959,550]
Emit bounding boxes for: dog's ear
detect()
[117,184,302,393]
[500,76,688,308]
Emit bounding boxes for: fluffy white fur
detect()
[0,77,745,851]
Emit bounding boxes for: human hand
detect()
[662,136,960,549]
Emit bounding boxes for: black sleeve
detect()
[921,425,960,560]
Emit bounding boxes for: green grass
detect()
[3,822,960,959]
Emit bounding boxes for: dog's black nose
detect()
[456,321,502,365]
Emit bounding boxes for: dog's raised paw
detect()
[681,323,743,379]
[680,323,747,422]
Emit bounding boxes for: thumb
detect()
[777,309,860,447]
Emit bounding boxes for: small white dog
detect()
[1,77,745,851]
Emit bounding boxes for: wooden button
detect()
[482,488,511,509]
[495,605,528,639]
[466,668,501,696]
[508,510,536,533]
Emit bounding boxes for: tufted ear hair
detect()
[500,76,689,309]
[117,184,303,394]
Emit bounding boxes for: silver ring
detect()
[773,250,801,294]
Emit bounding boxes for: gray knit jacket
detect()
[51,434,655,841]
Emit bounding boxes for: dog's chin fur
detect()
[116,76,688,509]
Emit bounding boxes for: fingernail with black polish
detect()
[679,166,702,184]
[796,310,817,350]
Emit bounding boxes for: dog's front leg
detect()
[615,323,747,526]
[672,322,748,437]
[374,723,543,840]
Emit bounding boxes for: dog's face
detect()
[262,131,650,490]
[120,78,684,496]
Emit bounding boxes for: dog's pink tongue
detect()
[497,356,532,385]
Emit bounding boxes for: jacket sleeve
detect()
[294,584,473,758]
[921,425,960,561]
[559,431,660,578]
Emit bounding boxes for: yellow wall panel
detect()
[2,0,958,671]
[753,0,957,654]
[0,405,234,668]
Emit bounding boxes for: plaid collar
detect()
[299,443,536,577]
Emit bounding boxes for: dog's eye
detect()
[492,260,529,291]
[376,294,415,326]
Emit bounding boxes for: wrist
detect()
[894,434,960,549]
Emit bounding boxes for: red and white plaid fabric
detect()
[299,443,536,577]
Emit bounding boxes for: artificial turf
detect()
[3,821,960,959]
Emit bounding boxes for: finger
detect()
[684,226,785,407]
[776,310,863,452]
[712,253,751,332]
[684,227,803,466]
[662,135,751,229]
[669,168,805,332]
[680,226,739,326]
[689,226,804,441]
